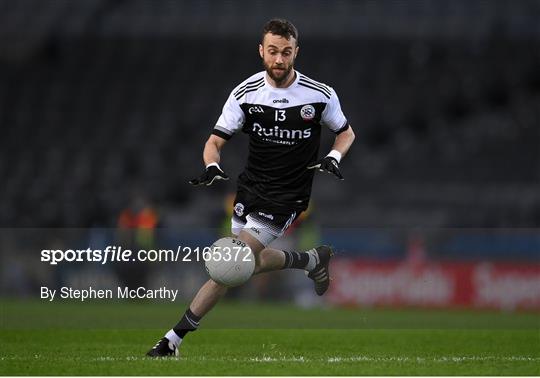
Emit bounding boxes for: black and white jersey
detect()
[212,70,349,210]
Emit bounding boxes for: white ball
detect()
[204,237,255,287]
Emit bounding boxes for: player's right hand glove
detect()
[189,164,229,186]
[307,156,344,180]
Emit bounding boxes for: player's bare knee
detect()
[237,230,265,254]
[235,231,264,271]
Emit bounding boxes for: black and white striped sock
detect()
[282,249,318,270]
[170,308,201,343]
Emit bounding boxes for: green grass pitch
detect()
[1,300,539,375]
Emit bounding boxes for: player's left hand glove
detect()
[307,156,344,180]
[189,164,229,186]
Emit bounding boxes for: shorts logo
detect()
[300,105,315,120]
[250,227,261,235]
[248,106,264,114]
[258,212,274,220]
[234,203,244,217]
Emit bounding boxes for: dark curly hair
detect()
[262,19,299,44]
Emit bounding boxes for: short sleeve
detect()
[213,92,245,140]
[321,89,349,134]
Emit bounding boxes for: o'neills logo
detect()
[273,98,289,103]
[253,123,311,139]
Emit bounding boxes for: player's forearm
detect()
[202,135,229,167]
[203,139,221,166]
[330,126,355,159]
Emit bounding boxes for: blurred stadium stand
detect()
[1,1,539,310]
[0,0,539,228]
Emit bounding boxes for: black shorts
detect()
[231,188,301,246]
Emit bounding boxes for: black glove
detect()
[307,156,344,180]
[189,165,229,186]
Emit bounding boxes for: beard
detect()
[263,60,294,85]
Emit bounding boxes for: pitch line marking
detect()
[1,355,539,363]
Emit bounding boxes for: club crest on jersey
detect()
[234,203,244,217]
[300,105,316,120]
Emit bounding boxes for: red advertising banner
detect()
[328,259,540,311]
